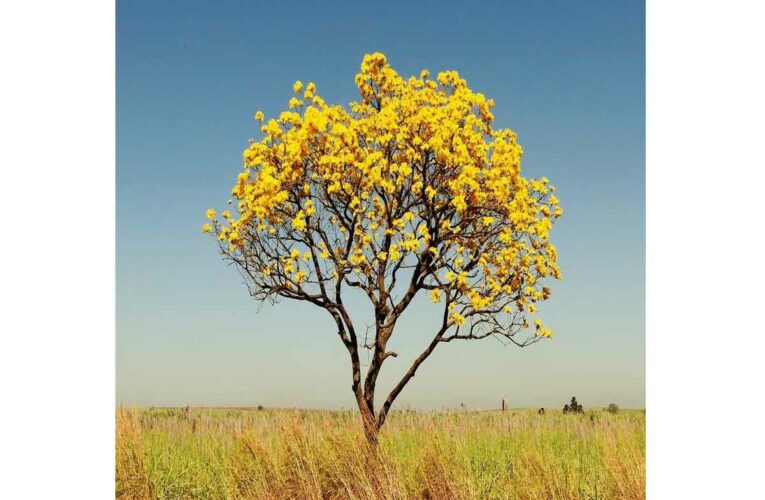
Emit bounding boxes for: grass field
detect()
[116,406,645,499]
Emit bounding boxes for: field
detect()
[116,407,645,499]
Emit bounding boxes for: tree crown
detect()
[205,52,562,345]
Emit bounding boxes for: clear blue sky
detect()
[117,0,644,410]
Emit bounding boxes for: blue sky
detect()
[117,0,644,409]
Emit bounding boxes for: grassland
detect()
[116,406,645,499]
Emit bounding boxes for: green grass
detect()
[117,407,645,499]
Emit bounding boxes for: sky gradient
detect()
[117,0,644,410]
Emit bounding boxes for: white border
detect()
[648,0,765,497]
[0,1,115,497]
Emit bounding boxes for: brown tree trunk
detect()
[359,402,379,446]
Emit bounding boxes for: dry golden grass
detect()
[116,408,154,499]
[116,406,645,499]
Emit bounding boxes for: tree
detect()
[564,396,583,414]
[204,52,562,444]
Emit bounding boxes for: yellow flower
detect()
[292,211,306,231]
[457,271,468,286]
[349,248,366,266]
[304,199,315,216]
[304,106,328,134]
[221,210,231,219]
[290,249,301,260]
[389,244,401,261]
[254,110,264,121]
[289,97,303,109]
[229,231,241,246]
[451,312,466,326]
[205,208,216,220]
[293,80,303,93]
[202,223,212,233]
[451,196,467,212]
[430,289,442,303]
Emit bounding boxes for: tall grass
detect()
[116,407,645,499]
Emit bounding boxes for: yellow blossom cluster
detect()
[205,52,562,340]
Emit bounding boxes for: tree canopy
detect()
[205,52,562,441]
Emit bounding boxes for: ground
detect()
[117,406,645,499]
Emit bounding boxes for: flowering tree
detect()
[204,53,562,444]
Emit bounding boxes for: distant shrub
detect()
[257,405,264,411]
[563,397,583,414]
[607,403,619,414]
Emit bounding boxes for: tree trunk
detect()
[359,403,379,446]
